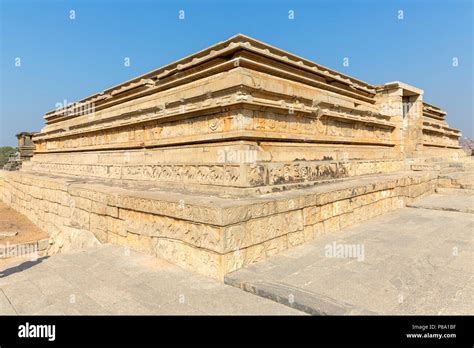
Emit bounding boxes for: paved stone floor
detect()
[0,245,303,315]
[226,190,474,315]
[1,190,472,315]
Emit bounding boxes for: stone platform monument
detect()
[0,35,469,280]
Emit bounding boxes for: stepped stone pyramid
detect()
[0,34,471,280]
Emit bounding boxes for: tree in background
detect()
[0,146,16,167]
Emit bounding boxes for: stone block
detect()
[339,212,356,229]
[127,233,152,254]
[332,199,351,216]
[107,216,127,237]
[323,216,340,234]
[303,225,315,241]
[37,238,50,251]
[288,230,306,247]
[68,208,90,230]
[303,205,321,225]
[320,203,333,221]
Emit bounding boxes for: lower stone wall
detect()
[0,169,437,281]
[418,147,466,161]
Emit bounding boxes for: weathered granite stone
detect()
[0,34,469,280]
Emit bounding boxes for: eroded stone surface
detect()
[0,34,470,280]
[0,169,441,280]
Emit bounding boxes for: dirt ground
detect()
[0,202,48,244]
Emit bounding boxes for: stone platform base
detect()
[0,168,439,281]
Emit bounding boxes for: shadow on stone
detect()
[0,256,49,278]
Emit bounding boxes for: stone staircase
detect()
[435,157,474,190]
[2,152,21,171]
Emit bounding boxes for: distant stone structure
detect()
[16,132,36,161]
[2,152,21,171]
[0,35,471,280]
[2,132,37,171]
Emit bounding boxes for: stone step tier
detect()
[0,169,439,280]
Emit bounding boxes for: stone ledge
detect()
[0,169,437,225]
[0,169,438,280]
[224,269,376,315]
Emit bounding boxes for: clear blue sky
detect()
[0,0,472,146]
